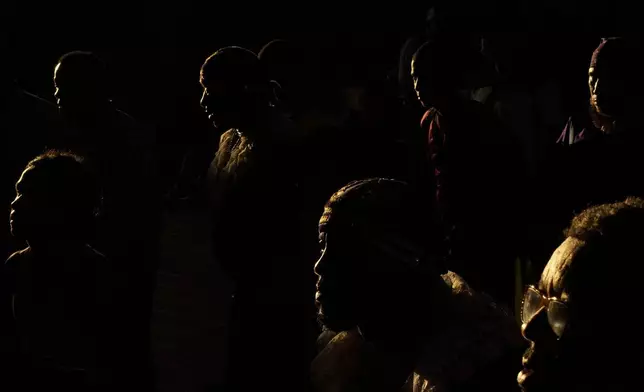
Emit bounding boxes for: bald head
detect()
[54,51,110,114]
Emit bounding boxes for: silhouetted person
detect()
[519,197,644,392]
[537,38,644,270]
[52,51,159,388]
[1,65,60,261]
[0,151,115,391]
[258,39,309,117]
[201,46,316,392]
[311,179,524,392]
[560,38,639,145]
[411,40,525,307]
[258,39,349,138]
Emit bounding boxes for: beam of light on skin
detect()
[515,257,523,324]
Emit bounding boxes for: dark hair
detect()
[25,150,100,225]
[566,197,644,243]
[321,178,439,268]
[563,197,644,306]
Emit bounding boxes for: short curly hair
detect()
[566,197,644,243]
[24,150,100,221]
[563,197,644,307]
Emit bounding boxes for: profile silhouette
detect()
[1,151,115,391]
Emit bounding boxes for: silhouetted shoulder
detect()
[3,248,33,292]
[5,248,32,270]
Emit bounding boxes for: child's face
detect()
[10,166,68,240]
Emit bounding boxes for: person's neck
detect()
[238,105,277,142]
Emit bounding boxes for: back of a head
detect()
[258,39,300,82]
[321,178,441,272]
[201,46,265,87]
[565,197,644,298]
[258,39,329,105]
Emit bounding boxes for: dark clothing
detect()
[421,100,525,306]
[558,130,644,213]
[533,128,644,274]
[312,272,525,392]
[50,107,159,389]
[0,246,115,391]
[208,112,318,392]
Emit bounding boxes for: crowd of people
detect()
[0,15,643,392]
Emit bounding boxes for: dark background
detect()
[2,1,642,390]
[3,0,643,176]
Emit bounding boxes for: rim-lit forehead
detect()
[54,62,62,81]
[15,165,37,192]
[199,67,207,86]
[540,237,584,299]
[319,206,332,229]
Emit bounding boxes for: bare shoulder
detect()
[5,248,32,269]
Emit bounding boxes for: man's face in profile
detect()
[519,237,618,392]
[54,62,104,118]
[199,71,245,131]
[10,167,65,240]
[411,59,443,109]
